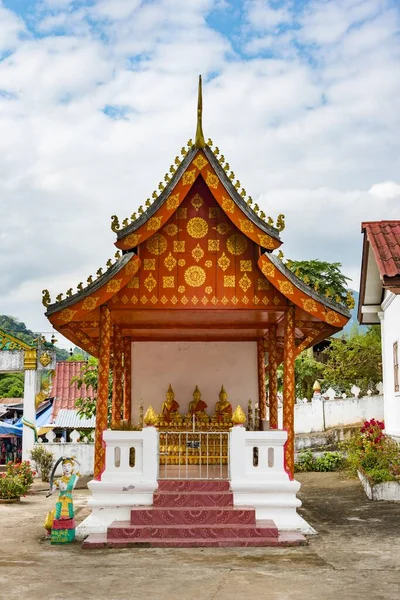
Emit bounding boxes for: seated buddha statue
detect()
[215,385,232,422]
[188,385,208,418]
[160,384,180,422]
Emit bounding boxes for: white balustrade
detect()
[102,428,158,483]
[229,427,314,534]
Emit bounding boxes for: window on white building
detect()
[394,342,399,393]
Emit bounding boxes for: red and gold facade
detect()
[45,116,350,481]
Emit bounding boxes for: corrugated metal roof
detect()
[50,361,95,420]
[54,409,95,429]
[362,221,400,279]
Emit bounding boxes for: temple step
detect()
[157,479,230,492]
[130,506,256,526]
[83,532,306,549]
[153,491,234,508]
[107,520,278,540]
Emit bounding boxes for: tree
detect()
[295,353,325,400]
[0,373,24,398]
[323,325,382,396]
[71,357,113,421]
[285,259,354,308]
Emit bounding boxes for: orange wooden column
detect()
[283,305,296,479]
[94,305,111,480]
[112,325,123,426]
[257,338,266,428]
[268,325,279,429]
[123,337,132,421]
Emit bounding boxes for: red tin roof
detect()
[50,361,95,420]
[362,221,400,279]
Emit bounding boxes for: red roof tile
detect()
[362,221,400,279]
[50,361,95,420]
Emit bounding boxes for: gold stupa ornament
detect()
[144,405,158,426]
[313,380,321,393]
[232,405,246,426]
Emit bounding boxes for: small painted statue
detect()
[188,385,208,418]
[160,384,180,422]
[44,456,80,544]
[215,385,233,423]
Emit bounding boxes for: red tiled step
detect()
[157,480,230,493]
[107,520,278,540]
[130,506,256,526]
[83,532,307,549]
[153,491,233,508]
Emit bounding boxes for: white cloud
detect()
[0,2,27,51]
[0,0,399,338]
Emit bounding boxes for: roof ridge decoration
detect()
[111,76,286,248]
[195,75,206,149]
[0,329,34,351]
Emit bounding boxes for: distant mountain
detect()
[0,315,70,360]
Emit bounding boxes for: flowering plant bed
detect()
[0,461,36,501]
[343,419,400,500]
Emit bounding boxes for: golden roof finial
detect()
[195,75,206,149]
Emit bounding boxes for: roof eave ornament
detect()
[195,74,206,149]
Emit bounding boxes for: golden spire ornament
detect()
[195,75,206,149]
[144,405,158,426]
[232,405,246,426]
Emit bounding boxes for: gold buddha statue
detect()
[215,385,232,422]
[160,384,180,422]
[188,385,208,418]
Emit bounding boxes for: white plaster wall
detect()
[382,294,400,438]
[324,395,384,429]
[277,395,384,435]
[35,443,94,476]
[294,401,324,433]
[131,341,258,421]
[0,351,24,372]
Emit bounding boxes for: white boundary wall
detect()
[271,394,384,434]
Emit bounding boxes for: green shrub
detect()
[30,446,54,482]
[6,461,35,489]
[365,468,393,484]
[295,450,343,472]
[0,474,27,499]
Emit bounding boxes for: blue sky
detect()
[0,0,399,345]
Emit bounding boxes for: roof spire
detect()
[195,75,206,149]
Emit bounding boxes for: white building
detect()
[359,221,400,441]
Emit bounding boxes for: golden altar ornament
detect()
[232,405,246,426]
[144,405,158,426]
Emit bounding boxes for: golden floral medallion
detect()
[187,217,208,239]
[182,169,196,186]
[166,193,180,210]
[192,243,205,263]
[239,273,252,292]
[147,216,163,231]
[217,252,230,271]
[184,266,206,287]
[163,223,179,236]
[278,280,294,295]
[164,252,177,271]
[239,219,254,233]
[192,154,208,170]
[206,170,219,189]
[222,196,235,214]
[106,279,122,293]
[226,234,248,256]
[144,274,157,292]
[191,194,203,211]
[213,223,231,235]
[146,233,167,255]
[82,296,99,311]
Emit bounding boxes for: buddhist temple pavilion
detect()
[43,77,350,547]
